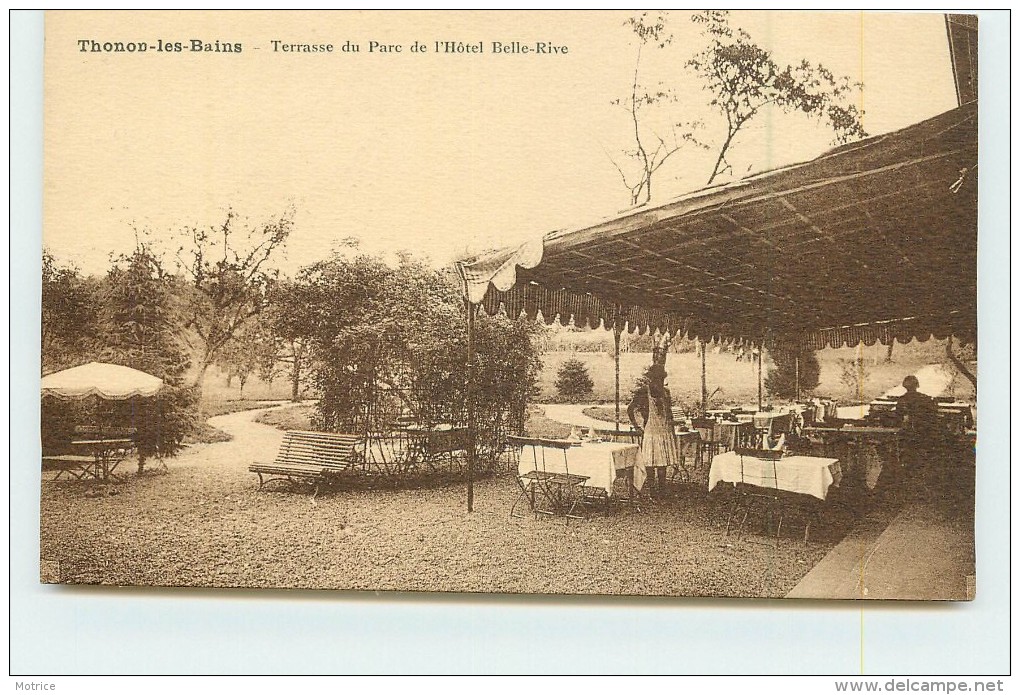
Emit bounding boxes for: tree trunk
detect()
[945,336,977,392]
[652,332,670,367]
[291,359,301,402]
[191,354,213,391]
[885,340,894,363]
[225,372,233,388]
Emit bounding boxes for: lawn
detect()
[537,339,975,406]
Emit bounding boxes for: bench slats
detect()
[251,430,360,495]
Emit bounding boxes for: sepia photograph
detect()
[35,10,983,606]
[13,6,1015,680]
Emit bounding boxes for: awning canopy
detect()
[461,103,977,349]
[41,362,165,400]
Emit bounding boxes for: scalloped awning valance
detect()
[459,103,978,349]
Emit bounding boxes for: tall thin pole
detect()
[465,298,475,513]
[458,263,476,513]
[795,354,801,401]
[700,338,708,413]
[614,314,622,431]
[758,346,767,412]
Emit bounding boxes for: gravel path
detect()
[39,407,844,597]
[541,403,619,431]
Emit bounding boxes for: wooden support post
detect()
[700,338,708,414]
[614,312,622,431]
[757,349,763,411]
[457,262,477,513]
[795,354,800,401]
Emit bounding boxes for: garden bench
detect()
[249,430,360,498]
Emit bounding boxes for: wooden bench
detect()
[249,430,360,498]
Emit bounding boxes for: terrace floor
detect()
[787,496,975,601]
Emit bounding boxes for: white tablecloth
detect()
[708,451,841,501]
[519,442,639,497]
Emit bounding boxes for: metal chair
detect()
[531,438,589,522]
[507,436,550,518]
[670,429,703,486]
[725,448,785,547]
[692,417,722,463]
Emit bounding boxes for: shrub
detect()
[765,345,821,400]
[554,358,594,402]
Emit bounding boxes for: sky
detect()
[43,10,958,277]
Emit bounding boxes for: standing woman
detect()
[627,364,681,494]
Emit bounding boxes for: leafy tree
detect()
[41,250,101,372]
[765,343,821,400]
[609,11,867,204]
[175,206,293,388]
[555,358,595,402]
[295,250,541,462]
[262,278,319,402]
[609,11,704,205]
[215,322,277,398]
[101,245,190,384]
[41,244,198,471]
[688,10,868,185]
[101,245,196,470]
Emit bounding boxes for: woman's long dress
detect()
[636,384,680,490]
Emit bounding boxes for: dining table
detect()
[518,440,639,497]
[708,450,842,501]
[44,437,136,481]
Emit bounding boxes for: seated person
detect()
[895,375,947,498]
[895,375,939,437]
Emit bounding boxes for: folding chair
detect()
[725,448,785,547]
[692,418,722,462]
[508,436,551,518]
[532,439,589,522]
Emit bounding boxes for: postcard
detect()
[40,10,977,602]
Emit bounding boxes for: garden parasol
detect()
[41,362,163,400]
[41,362,167,475]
